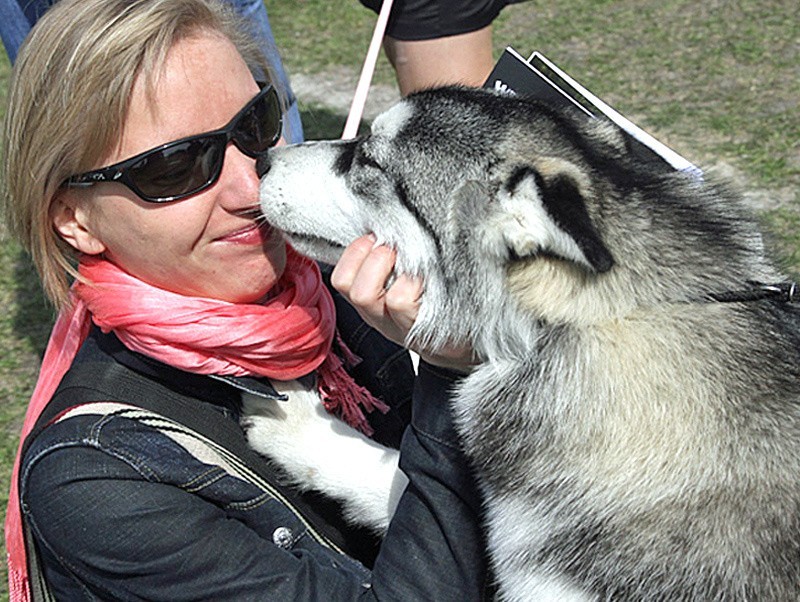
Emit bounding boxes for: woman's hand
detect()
[331,235,476,373]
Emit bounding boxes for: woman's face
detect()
[53,32,286,303]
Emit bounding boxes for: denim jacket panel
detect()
[22,407,374,601]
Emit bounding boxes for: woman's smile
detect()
[216,221,273,245]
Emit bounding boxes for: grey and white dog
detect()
[253,86,800,600]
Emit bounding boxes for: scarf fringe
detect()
[318,348,390,436]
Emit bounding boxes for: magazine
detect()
[484,47,701,177]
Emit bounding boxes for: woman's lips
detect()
[218,222,275,245]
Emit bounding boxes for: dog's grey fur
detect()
[258,86,800,600]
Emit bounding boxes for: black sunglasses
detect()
[65,84,282,203]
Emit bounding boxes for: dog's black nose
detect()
[256,154,271,178]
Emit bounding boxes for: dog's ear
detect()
[494,162,614,273]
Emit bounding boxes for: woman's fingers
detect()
[341,245,395,312]
[332,235,475,372]
[330,235,376,296]
[383,273,423,334]
[331,236,420,346]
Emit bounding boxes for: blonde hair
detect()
[1,0,284,308]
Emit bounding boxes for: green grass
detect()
[268,1,393,76]
[0,0,798,597]
[491,0,800,191]
[271,0,799,191]
[763,207,800,274]
[0,223,53,602]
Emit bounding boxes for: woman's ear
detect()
[51,190,106,255]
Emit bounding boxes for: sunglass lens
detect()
[234,89,282,155]
[131,137,224,201]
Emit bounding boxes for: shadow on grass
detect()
[299,105,370,140]
[11,250,52,359]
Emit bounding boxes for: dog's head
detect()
[259,87,773,358]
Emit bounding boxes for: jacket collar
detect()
[86,326,290,405]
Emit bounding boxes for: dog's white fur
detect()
[242,379,405,533]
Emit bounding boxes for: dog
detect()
[249,85,800,600]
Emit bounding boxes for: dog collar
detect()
[708,281,797,304]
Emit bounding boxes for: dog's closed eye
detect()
[355,152,383,171]
[333,140,358,176]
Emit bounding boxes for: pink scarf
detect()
[6,246,388,601]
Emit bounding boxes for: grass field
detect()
[0,0,798,597]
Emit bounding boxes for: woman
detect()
[2,0,485,600]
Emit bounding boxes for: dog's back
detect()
[458,286,800,600]
[435,89,800,601]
